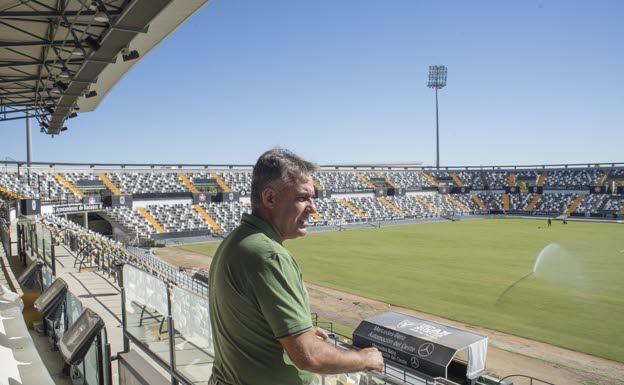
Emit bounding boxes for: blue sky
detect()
[1,0,623,166]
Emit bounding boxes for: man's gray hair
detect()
[251,148,318,210]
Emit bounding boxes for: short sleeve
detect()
[249,253,313,339]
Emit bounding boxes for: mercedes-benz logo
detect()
[397,320,415,329]
[410,356,420,368]
[418,342,435,357]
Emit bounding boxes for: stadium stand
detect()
[145,203,210,233]
[313,197,364,224]
[535,193,580,214]
[314,171,370,191]
[384,171,433,189]
[103,206,156,239]
[483,171,507,189]
[546,169,602,188]
[386,195,434,218]
[604,196,624,213]
[108,172,188,194]
[200,201,251,234]
[2,163,623,241]
[576,195,609,214]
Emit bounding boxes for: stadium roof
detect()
[0,0,210,135]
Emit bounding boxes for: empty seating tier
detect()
[449,172,464,187]
[137,207,166,233]
[179,173,198,193]
[98,173,122,195]
[193,204,223,235]
[211,173,232,192]
[340,199,366,218]
[471,195,488,211]
[53,173,84,199]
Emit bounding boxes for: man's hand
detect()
[359,347,384,372]
[314,326,329,342]
[279,328,385,374]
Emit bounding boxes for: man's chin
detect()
[295,225,308,237]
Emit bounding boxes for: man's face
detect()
[268,174,316,241]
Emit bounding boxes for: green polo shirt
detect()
[208,213,315,385]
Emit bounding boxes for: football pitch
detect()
[179,218,624,362]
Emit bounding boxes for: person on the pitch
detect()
[208,149,384,385]
[547,217,552,227]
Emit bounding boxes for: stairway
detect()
[54,173,84,199]
[446,194,469,213]
[503,193,510,211]
[378,197,405,216]
[377,172,398,188]
[565,195,586,215]
[596,170,610,186]
[193,204,223,235]
[413,195,439,214]
[355,173,376,188]
[97,173,122,196]
[179,173,198,193]
[340,199,366,218]
[449,172,464,187]
[537,171,548,187]
[508,172,517,187]
[421,172,439,187]
[137,207,165,233]
[471,195,487,211]
[210,173,231,192]
[526,194,542,212]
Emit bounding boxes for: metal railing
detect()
[497,374,555,385]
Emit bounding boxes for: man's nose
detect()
[308,200,317,213]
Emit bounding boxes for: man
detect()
[208,149,384,385]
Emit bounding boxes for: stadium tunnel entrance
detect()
[64,211,113,237]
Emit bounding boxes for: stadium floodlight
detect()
[427,65,447,169]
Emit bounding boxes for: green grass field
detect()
[179,218,624,362]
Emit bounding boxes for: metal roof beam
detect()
[0,40,82,48]
[0,11,122,19]
[0,76,40,84]
[0,58,85,68]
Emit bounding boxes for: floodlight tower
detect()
[427,65,447,169]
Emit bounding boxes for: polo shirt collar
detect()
[241,213,282,244]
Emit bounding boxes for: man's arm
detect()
[279,327,384,374]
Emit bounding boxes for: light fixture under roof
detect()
[59,67,71,79]
[71,48,84,56]
[85,36,101,51]
[94,11,109,23]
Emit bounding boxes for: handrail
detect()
[497,374,555,384]
[1,159,624,171]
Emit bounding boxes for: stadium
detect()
[1,2,623,385]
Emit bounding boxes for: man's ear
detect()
[261,187,276,209]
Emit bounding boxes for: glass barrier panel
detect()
[123,264,171,366]
[171,286,213,383]
[80,338,99,385]
[43,227,52,260]
[36,223,44,256]
[41,265,53,289]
